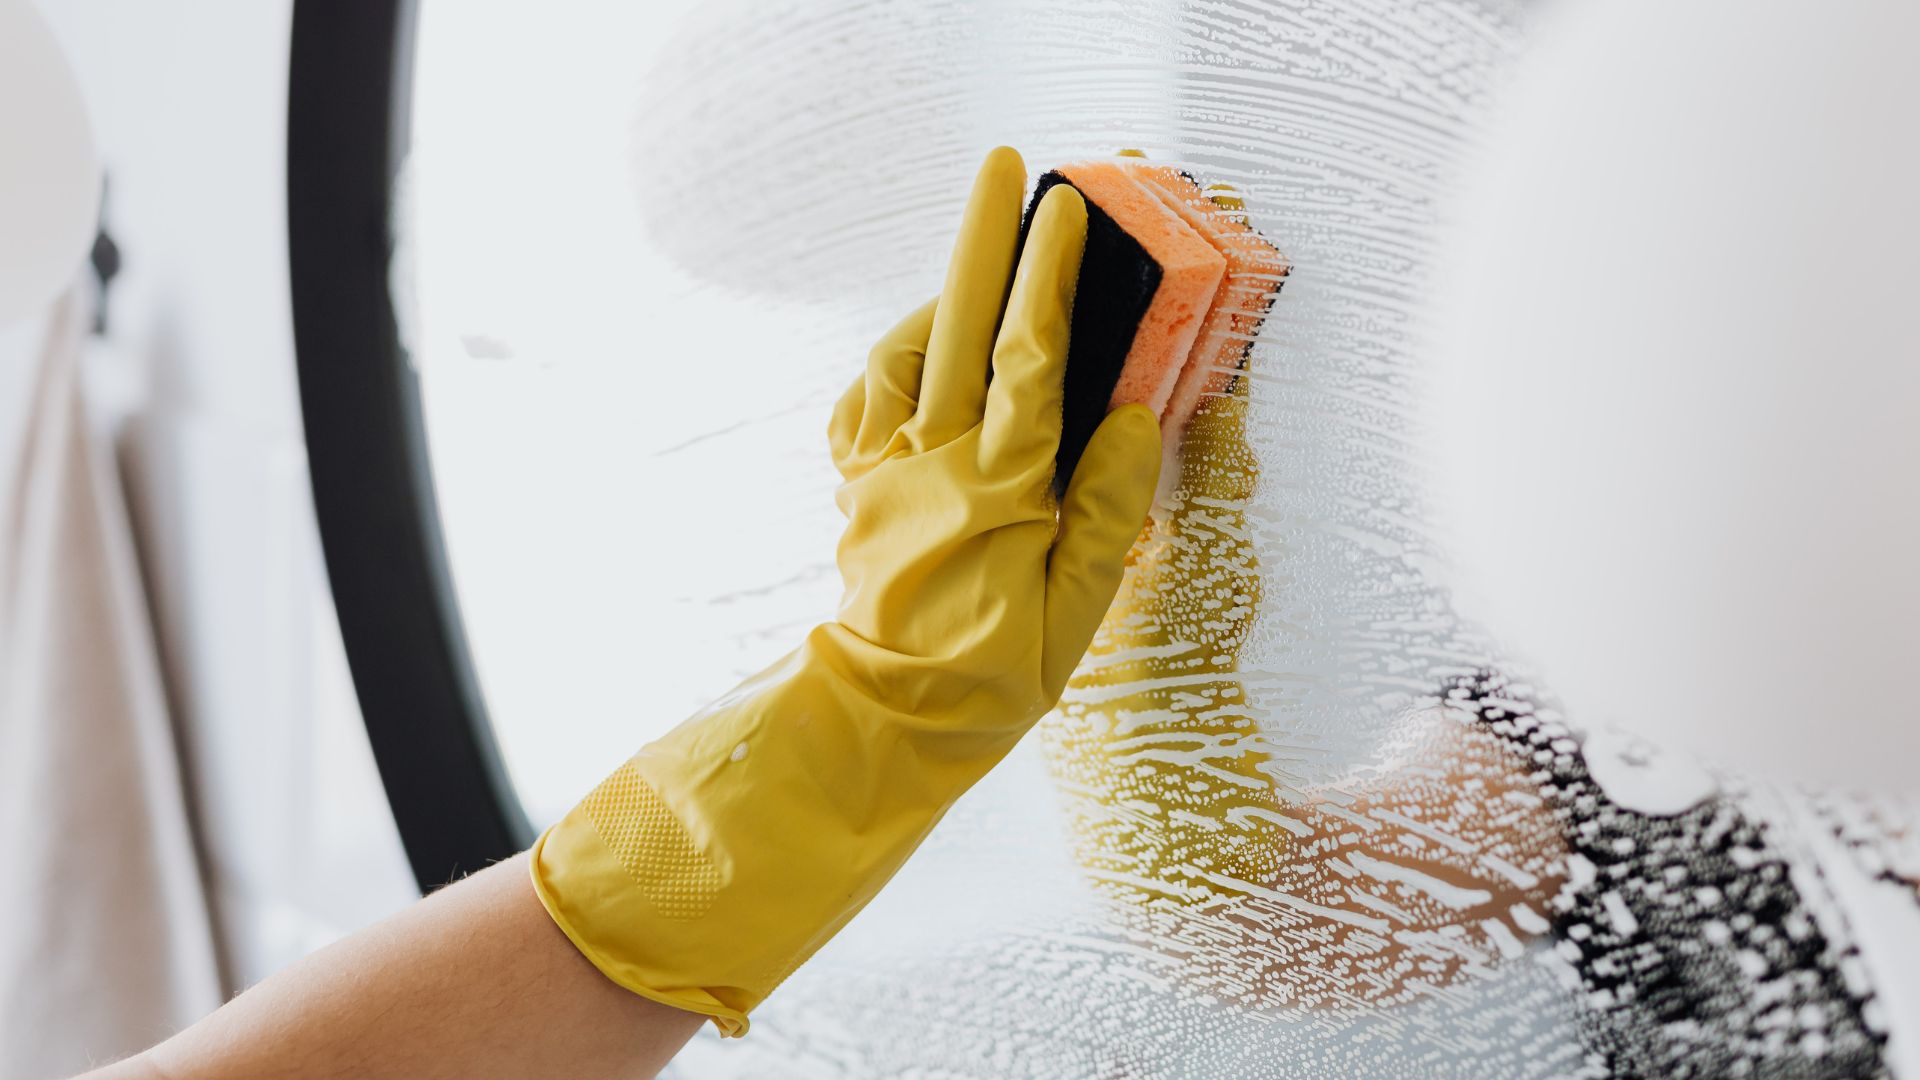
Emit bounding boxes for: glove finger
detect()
[980,184,1086,482]
[1043,403,1162,693]
[901,146,1025,451]
[853,297,938,466]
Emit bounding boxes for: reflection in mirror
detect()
[400,1,1917,1075]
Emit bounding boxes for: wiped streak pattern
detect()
[599,0,1910,1076]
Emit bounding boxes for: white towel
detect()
[0,290,221,1079]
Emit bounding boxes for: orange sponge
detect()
[1023,159,1284,488]
[1051,162,1227,417]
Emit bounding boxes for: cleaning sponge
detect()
[1025,163,1222,487]
[1024,159,1283,488]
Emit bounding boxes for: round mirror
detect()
[291,2,1914,1075]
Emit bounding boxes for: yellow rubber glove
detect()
[530,147,1163,1037]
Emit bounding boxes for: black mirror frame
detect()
[287,0,533,892]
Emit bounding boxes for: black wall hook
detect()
[90,175,120,336]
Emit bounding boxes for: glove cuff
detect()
[528,635,993,1038]
[530,802,756,1036]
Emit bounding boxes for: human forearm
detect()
[85,854,700,1080]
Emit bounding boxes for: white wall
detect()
[36,0,418,990]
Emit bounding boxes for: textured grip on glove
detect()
[581,765,719,922]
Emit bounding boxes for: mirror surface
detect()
[399,3,1913,1075]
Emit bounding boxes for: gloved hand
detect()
[530,147,1163,1036]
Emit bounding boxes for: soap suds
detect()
[635,2,1916,1071]
[409,0,1917,1075]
